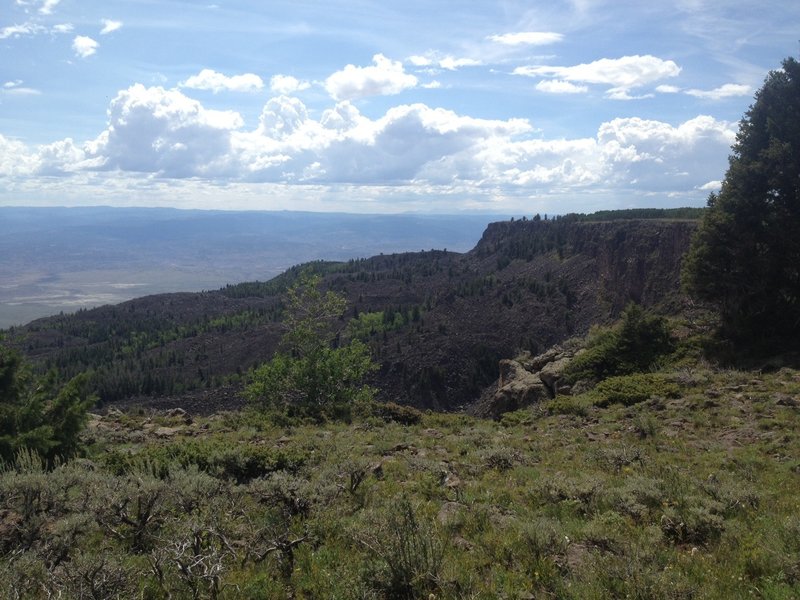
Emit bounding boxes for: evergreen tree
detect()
[683,56,800,345]
[0,342,95,464]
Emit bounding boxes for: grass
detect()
[1,362,799,598]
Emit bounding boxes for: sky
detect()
[1,0,798,214]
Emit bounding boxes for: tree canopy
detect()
[244,274,376,422]
[0,341,95,464]
[683,56,800,346]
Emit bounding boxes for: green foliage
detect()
[592,373,680,407]
[574,207,705,221]
[683,56,800,346]
[245,274,377,422]
[1,358,800,598]
[360,400,423,425]
[360,498,444,598]
[102,438,307,483]
[0,342,94,465]
[347,309,407,341]
[563,303,674,384]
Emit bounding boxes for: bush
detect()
[593,373,680,407]
[563,304,674,385]
[245,274,377,422]
[365,401,423,425]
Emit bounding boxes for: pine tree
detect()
[683,56,800,346]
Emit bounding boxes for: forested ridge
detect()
[5,211,697,412]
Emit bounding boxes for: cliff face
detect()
[475,218,696,317]
[10,218,698,412]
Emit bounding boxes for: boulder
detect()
[538,356,572,395]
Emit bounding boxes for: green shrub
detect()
[367,401,423,425]
[546,396,590,416]
[563,304,675,385]
[102,439,307,483]
[358,498,444,598]
[593,373,680,407]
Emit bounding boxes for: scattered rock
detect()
[154,426,181,438]
[437,501,462,526]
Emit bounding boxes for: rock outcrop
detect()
[470,346,576,419]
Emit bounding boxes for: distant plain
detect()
[0,207,502,328]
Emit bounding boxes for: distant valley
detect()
[0,207,502,328]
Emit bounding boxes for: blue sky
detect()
[1,0,798,214]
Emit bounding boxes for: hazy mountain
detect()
[0,207,505,328]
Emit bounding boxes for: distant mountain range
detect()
[0,207,506,328]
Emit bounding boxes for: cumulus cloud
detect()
[52,23,73,33]
[180,69,264,93]
[514,55,680,98]
[535,79,587,94]
[595,115,735,189]
[0,85,737,208]
[269,74,311,95]
[86,84,243,177]
[100,19,122,35]
[685,83,751,99]
[0,134,38,176]
[72,35,98,58]
[488,32,563,46]
[325,54,417,100]
[656,84,681,93]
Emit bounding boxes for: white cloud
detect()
[0,23,46,39]
[0,86,737,210]
[0,134,38,176]
[488,32,563,46]
[439,56,482,71]
[699,180,722,191]
[606,89,654,101]
[685,83,751,99]
[421,81,442,89]
[269,74,311,95]
[325,54,418,101]
[72,35,98,58]
[100,19,123,35]
[514,55,680,98]
[535,79,588,94]
[1,80,41,95]
[39,0,59,14]
[656,84,681,93]
[180,69,264,93]
[52,23,73,33]
[407,53,482,72]
[595,115,735,189]
[407,55,432,67]
[86,84,243,177]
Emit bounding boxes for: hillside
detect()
[4,214,697,413]
[1,353,798,598]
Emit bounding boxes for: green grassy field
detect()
[2,356,798,599]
